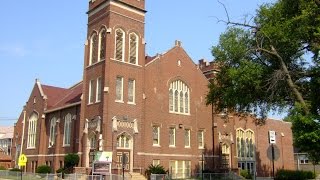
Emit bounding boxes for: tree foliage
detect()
[207,0,320,153]
[64,153,79,169]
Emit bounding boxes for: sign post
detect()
[18,154,27,180]
[122,154,128,180]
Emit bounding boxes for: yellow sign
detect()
[18,154,27,166]
[18,161,26,167]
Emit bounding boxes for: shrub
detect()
[145,164,167,179]
[275,169,315,180]
[56,168,65,178]
[36,165,51,174]
[64,153,79,169]
[240,169,252,179]
[10,168,21,172]
[0,166,6,170]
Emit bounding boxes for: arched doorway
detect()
[116,132,133,172]
[221,143,231,170]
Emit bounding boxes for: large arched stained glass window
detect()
[63,114,72,146]
[236,129,255,158]
[27,113,38,148]
[169,80,190,115]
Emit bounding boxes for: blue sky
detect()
[0,0,274,126]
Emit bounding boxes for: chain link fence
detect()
[150,172,242,180]
[0,170,129,180]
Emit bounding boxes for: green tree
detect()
[207,0,320,152]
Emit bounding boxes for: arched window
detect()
[169,90,173,111]
[27,113,38,148]
[236,129,254,158]
[117,134,130,148]
[89,33,97,65]
[49,117,56,147]
[169,80,190,115]
[115,28,125,61]
[129,33,138,64]
[63,114,72,146]
[90,134,96,149]
[246,130,254,158]
[98,28,106,61]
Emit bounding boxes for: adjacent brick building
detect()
[11,0,294,178]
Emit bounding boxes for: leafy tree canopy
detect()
[207,0,320,153]
[207,0,320,117]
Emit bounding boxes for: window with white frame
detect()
[96,77,102,102]
[88,79,95,104]
[299,154,309,164]
[63,114,72,146]
[27,113,38,148]
[169,80,190,115]
[198,130,204,148]
[89,33,97,65]
[236,129,255,158]
[169,160,191,179]
[116,76,123,102]
[153,159,160,166]
[117,134,130,148]
[49,117,56,147]
[129,33,138,64]
[184,129,190,147]
[128,79,135,104]
[152,126,160,146]
[98,28,106,61]
[169,127,176,147]
[115,28,125,61]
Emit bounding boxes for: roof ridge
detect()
[69,81,83,90]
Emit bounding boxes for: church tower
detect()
[80,0,146,171]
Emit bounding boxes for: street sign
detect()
[269,131,276,144]
[18,154,27,166]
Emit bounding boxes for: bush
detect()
[10,168,21,172]
[36,165,51,174]
[240,169,252,179]
[275,169,315,180]
[64,153,79,169]
[56,168,65,178]
[145,164,167,179]
[0,166,6,170]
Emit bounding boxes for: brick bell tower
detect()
[79,0,146,170]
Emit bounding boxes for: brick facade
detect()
[11,0,294,178]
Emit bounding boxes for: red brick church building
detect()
[12,0,294,178]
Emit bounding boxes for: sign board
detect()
[94,151,113,163]
[269,131,276,144]
[18,154,27,167]
[92,161,111,175]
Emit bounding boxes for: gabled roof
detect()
[47,82,83,111]
[36,80,83,112]
[42,85,70,109]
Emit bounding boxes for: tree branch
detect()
[217,0,258,29]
